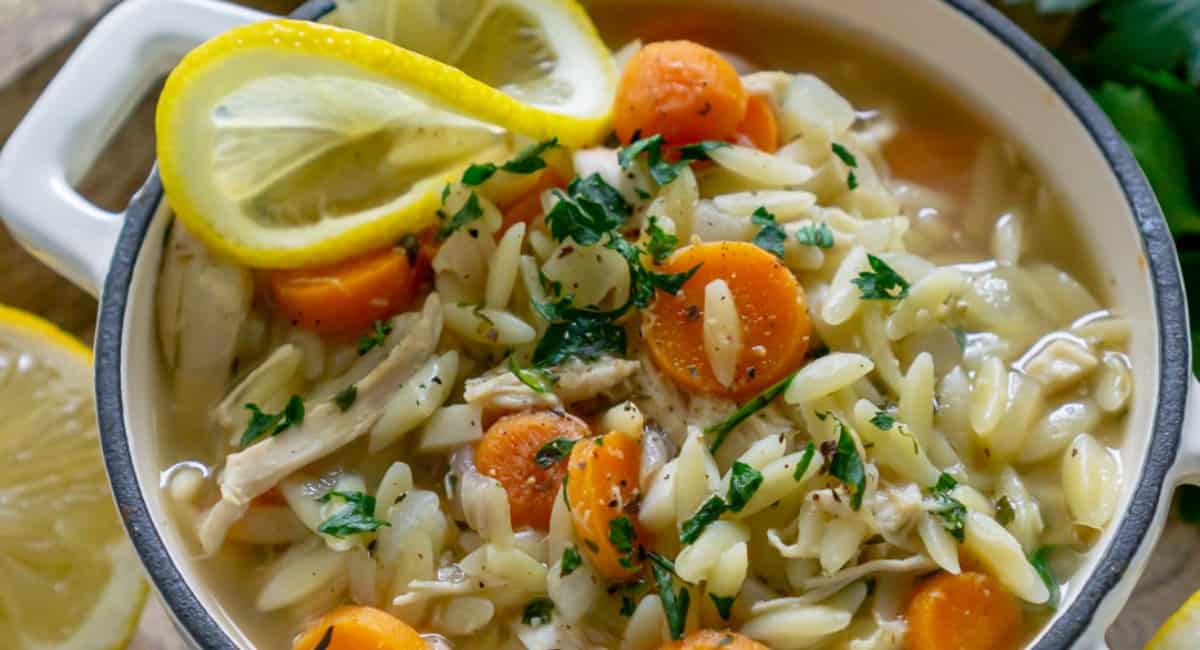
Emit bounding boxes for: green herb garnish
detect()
[561,545,582,576]
[869,411,896,430]
[796,222,834,248]
[829,424,866,511]
[853,254,910,300]
[710,594,735,620]
[677,140,730,161]
[522,597,555,626]
[996,495,1016,526]
[609,515,637,554]
[357,319,393,355]
[646,216,680,263]
[793,441,817,481]
[508,356,557,393]
[726,461,764,513]
[1028,546,1060,609]
[647,552,690,640]
[534,437,578,468]
[333,385,357,412]
[317,491,390,537]
[240,395,304,447]
[928,473,968,542]
[462,138,559,185]
[705,371,798,453]
[680,495,728,545]
[751,206,787,259]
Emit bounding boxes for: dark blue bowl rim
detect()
[94,0,1189,648]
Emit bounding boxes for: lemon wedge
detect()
[1147,588,1200,650]
[0,305,147,650]
[157,3,615,269]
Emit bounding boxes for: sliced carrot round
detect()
[614,40,748,146]
[661,630,768,650]
[476,410,590,530]
[269,246,418,335]
[904,571,1022,650]
[565,431,646,581]
[643,241,811,399]
[733,95,779,152]
[292,606,425,650]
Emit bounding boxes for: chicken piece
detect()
[157,222,253,446]
[197,499,249,556]
[219,294,443,506]
[629,348,690,443]
[463,357,640,411]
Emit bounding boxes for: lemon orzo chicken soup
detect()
[153,1,1132,649]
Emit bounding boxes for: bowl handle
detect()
[0,0,272,297]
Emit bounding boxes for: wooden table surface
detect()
[0,2,1197,648]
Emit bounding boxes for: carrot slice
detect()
[476,410,590,530]
[661,630,768,650]
[733,95,779,153]
[905,572,1022,650]
[614,41,748,146]
[565,431,646,581]
[882,126,980,197]
[499,169,566,234]
[643,241,811,399]
[292,606,425,650]
[269,246,418,335]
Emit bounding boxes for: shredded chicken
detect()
[628,348,689,442]
[463,356,640,411]
[156,222,252,448]
[197,499,249,556]
[218,295,443,506]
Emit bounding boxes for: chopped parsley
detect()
[333,385,357,412]
[710,594,735,621]
[545,174,631,245]
[726,462,764,513]
[357,320,393,355]
[869,411,896,430]
[1028,546,1060,609]
[561,545,582,576]
[828,423,867,511]
[796,222,834,248]
[928,473,968,542]
[508,356,557,393]
[995,495,1016,526]
[531,300,629,367]
[677,140,730,161]
[619,134,690,186]
[705,370,799,453]
[317,491,390,537]
[534,437,578,468]
[646,216,680,263]
[647,552,690,640]
[461,138,559,185]
[522,597,555,626]
[436,192,484,241]
[793,441,817,481]
[852,254,911,301]
[609,515,637,554]
[751,206,788,259]
[239,395,304,447]
[832,142,859,190]
[680,495,728,545]
[620,595,637,616]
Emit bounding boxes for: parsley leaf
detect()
[607,235,699,308]
[535,437,578,468]
[869,411,896,430]
[680,495,728,545]
[545,174,631,245]
[829,424,867,511]
[461,138,559,185]
[751,206,788,259]
[796,222,834,248]
[995,495,1016,526]
[677,140,730,161]
[317,491,390,537]
[437,192,484,241]
[928,473,968,542]
[832,142,860,190]
[648,552,690,640]
[710,594,735,620]
[646,216,680,263]
[1028,546,1061,609]
[705,371,798,453]
[531,301,629,367]
[609,515,637,554]
[508,356,557,393]
[852,254,911,300]
[240,395,304,447]
[333,385,357,412]
[357,320,393,355]
[522,597,555,626]
[793,441,817,481]
[561,545,582,576]
[726,462,764,513]
[619,134,691,186]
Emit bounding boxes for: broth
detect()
[153,3,1130,648]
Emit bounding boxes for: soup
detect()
[152,2,1132,648]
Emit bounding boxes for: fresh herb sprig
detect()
[751,206,788,258]
[317,491,390,537]
[853,254,910,300]
[462,138,559,185]
[239,395,304,447]
[705,370,798,453]
[927,473,968,542]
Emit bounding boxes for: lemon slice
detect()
[1147,588,1200,650]
[157,6,615,269]
[0,306,147,650]
[326,0,616,124]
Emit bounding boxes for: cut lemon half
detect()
[0,306,147,650]
[1147,588,1200,650]
[157,5,615,269]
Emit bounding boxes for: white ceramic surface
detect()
[0,0,1196,648]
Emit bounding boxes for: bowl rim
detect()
[94,0,1189,648]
